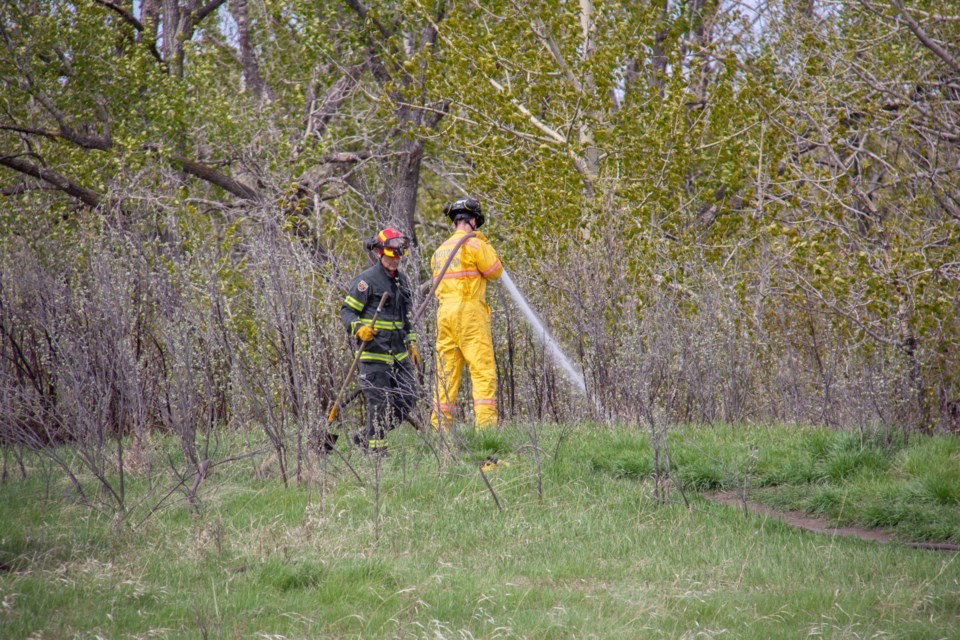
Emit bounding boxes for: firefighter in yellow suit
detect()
[431,198,504,430]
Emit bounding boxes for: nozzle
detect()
[479,455,503,473]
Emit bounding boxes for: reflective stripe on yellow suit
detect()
[430,230,503,430]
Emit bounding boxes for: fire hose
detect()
[315,232,476,454]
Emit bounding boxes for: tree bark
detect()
[169,154,261,201]
[229,0,271,101]
[390,136,423,243]
[0,154,101,208]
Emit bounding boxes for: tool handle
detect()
[326,292,390,426]
[412,231,476,325]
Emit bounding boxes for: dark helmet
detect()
[367,227,409,258]
[443,198,485,228]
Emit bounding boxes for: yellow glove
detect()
[408,343,421,366]
[355,325,377,342]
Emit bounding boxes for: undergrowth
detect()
[0,422,957,639]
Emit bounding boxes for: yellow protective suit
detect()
[430,230,503,430]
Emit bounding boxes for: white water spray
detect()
[499,270,587,396]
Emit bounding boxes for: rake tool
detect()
[316,231,478,454]
[313,291,390,454]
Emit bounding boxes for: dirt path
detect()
[704,491,960,552]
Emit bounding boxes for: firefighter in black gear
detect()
[340,228,420,456]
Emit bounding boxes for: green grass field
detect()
[1,423,958,638]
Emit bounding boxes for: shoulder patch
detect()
[357,280,368,292]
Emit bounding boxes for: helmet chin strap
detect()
[455,214,477,230]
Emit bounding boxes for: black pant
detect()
[358,359,417,443]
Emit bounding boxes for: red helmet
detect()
[371,227,409,258]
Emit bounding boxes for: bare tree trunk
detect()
[229,0,271,101]
[390,136,424,243]
[161,0,183,75]
[140,0,161,46]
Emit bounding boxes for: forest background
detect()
[1,0,959,497]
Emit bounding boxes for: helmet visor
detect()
[381,236,409,257]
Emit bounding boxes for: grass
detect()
[697,426,960,543]
[0,422,958,638]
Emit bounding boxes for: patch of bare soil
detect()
[704,491,960,552]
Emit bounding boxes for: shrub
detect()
[259,558,324,592]
[913,468,960,506]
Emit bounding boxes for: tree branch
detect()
[229,0,271,100]
[343,0,393,41]
[0,154,101,208]
[91,0,164,63]
[1,181,57,197]
[92,0,145,31]
[529,17,583,93]
[29,86,112,150]
[0,124,60,140]
[891,0,960,76]
[308,64,365,141]
[169,154,261,201]
[319,151,373,164]
[195,0,229,25]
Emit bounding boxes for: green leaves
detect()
[2,0,959,432]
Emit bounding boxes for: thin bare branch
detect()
[90,0,163,62]
[195,0,228,24]
[93,0,145,31]
[891,0,960,76]
[343,0,393,41]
